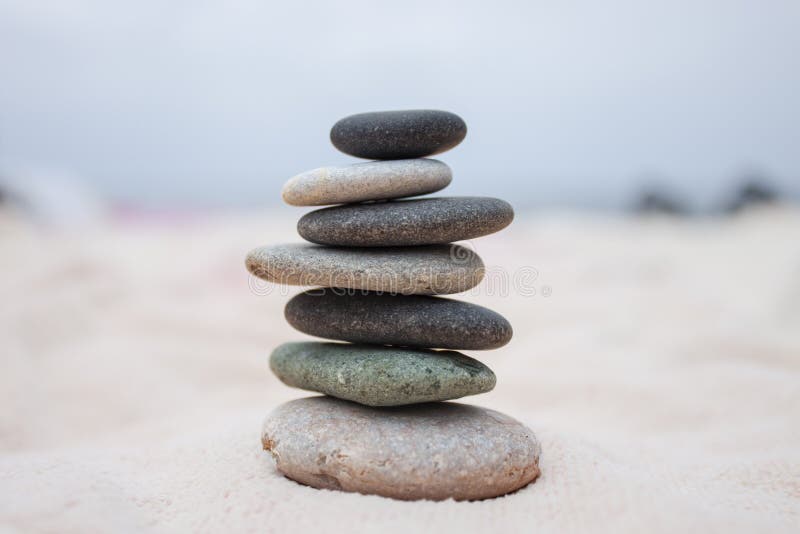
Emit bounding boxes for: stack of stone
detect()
[246,110,541,501]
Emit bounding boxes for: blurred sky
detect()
[1,0,798,210]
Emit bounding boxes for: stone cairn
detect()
[246,110,541,500]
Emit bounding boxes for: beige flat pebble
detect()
[282,159,451,206]
[262,396,541,501]
[245,243,484,295]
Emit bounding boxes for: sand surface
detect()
[1,207,799,533]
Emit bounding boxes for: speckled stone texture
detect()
[269,342,495,406]
[262,396,541,500]
[330,110,467,160]
[245,243,484,295]
[298,197,514,247]
[285,289,512,350]
[282,159,451,206]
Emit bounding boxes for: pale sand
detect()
[1,206,799,532]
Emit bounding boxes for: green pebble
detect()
[270,342,496,406]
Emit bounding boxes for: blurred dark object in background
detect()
[633,183,689,216]
[724,174,781,213]
[633,171,792,217]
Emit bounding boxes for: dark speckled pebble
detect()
[269,342,496,406]
[285,289,512,350]
[330,110,467,160]
[298,196,514,247]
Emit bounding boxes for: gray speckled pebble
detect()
[245,243,484,295]
[330,110,467,160]
[282,159,451,206]
[269,342,495,406]
[285,289,512,350]
[262,396,542,500]
[298,197,514,247]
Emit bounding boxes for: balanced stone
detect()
[262,396,541,500]
[285,289,512,350]
[330,110,467,160]
[246,243,484,295]
[282,159,451,206]
[298,197,514,247]
[270,342,495,406]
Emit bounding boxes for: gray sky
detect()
[1,0,798,209]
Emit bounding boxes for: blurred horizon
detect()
[1,0,799,211]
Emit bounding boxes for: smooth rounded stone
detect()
[285,289,512,350]
[282,159,452,206]
[262,396,542,500]
[270,342,495,406]
[298,197,514,247]
[330,110,467,160]
[245,243,484,295]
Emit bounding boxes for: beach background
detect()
[1,1,799,532]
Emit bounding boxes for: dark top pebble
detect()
[330,110,467,160]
